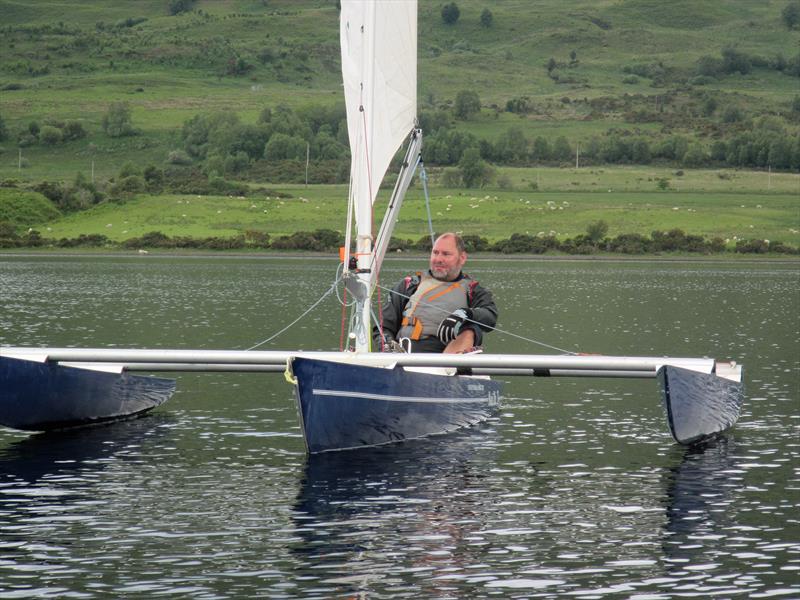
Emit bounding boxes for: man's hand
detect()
[437,308,473,344]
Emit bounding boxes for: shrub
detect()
[62,120,87,141]
[169,0,195,15]
[102,102,135,137]
[454,90,481,120]
[167,149,193,165]
[461,234,490,252]
[586,220,609,243]
[39,125,63,145]
[441,2,460,25]
[606,233,649,254]
[783,1,800,29]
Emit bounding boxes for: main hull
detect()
[291,357,502,453]
[0,356,176,431]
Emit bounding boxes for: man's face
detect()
[430,236,467,281]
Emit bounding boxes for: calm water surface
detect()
[1,255,798,598]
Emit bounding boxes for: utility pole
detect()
[305,142,310,187]
[575,142,580,169]
[18,148,21,171]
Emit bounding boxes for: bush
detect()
[606,233,649,254]
[461,234,490,252]
[169,0,195,15]
[441,2,460,25]
[167,149,193,165]
[39,125,63,146]
[102,102,135,137]
[62,120,87,141]
[735,239,769,254]
[454,90,481,120]
[783,1,800,29]
[492,233,558,254]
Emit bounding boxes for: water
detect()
[1,255,798,598]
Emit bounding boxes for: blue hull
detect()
[0,356,176,432]
[658,364,744,445]
[291,357,502,453]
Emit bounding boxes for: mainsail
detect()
[340,0,418,351]
[340,0,417,221]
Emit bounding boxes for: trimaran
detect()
[0,1,744,453]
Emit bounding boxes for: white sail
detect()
[340,0,417,232]
[340,0,418,352]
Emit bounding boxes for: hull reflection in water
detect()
[291,357,502,453]
[291,428,496,595]
[0,415,173,485]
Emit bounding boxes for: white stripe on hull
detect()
[312,388,492,404]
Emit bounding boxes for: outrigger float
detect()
[0,347,743,452]
[0,1,745,452]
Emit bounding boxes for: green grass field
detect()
[29,168,798,248]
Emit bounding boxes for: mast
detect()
[340,0,418,352]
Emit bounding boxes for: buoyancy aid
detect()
[397,273,472,341]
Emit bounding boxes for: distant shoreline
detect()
[1,249,798,265]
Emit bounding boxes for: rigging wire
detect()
[418,160,435,246]
[244,273,344,351]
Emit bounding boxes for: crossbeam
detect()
[1,346,724,377]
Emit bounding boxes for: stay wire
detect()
[244,273,345,351]
[373,281,578,355]
[418,160,435,246]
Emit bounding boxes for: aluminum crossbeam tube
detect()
[1,347,717,374]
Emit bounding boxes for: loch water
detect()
[1,255,798,598]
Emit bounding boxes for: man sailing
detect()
[374,232,497,353]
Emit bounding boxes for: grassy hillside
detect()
[0,0,797,250]
[1,0,798,179]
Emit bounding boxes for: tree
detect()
[454,90,480,120]
[782,1,800,29]
[480,8,493,27]
[458,147,494,188]
[494,127,528,163]
[264,133,307,161]
[586,220,609,243]
[0,113,8,142]
[441,2,460,25]
[102,102,135,137]
[531,136,550,161]
[552,136,572,162]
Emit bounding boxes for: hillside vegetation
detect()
[0,0,797,250]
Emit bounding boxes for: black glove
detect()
[437,308,473,344]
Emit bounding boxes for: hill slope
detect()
[0,0,797,179]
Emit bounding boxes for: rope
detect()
[244,274,344,351]
[373,281,578,355]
